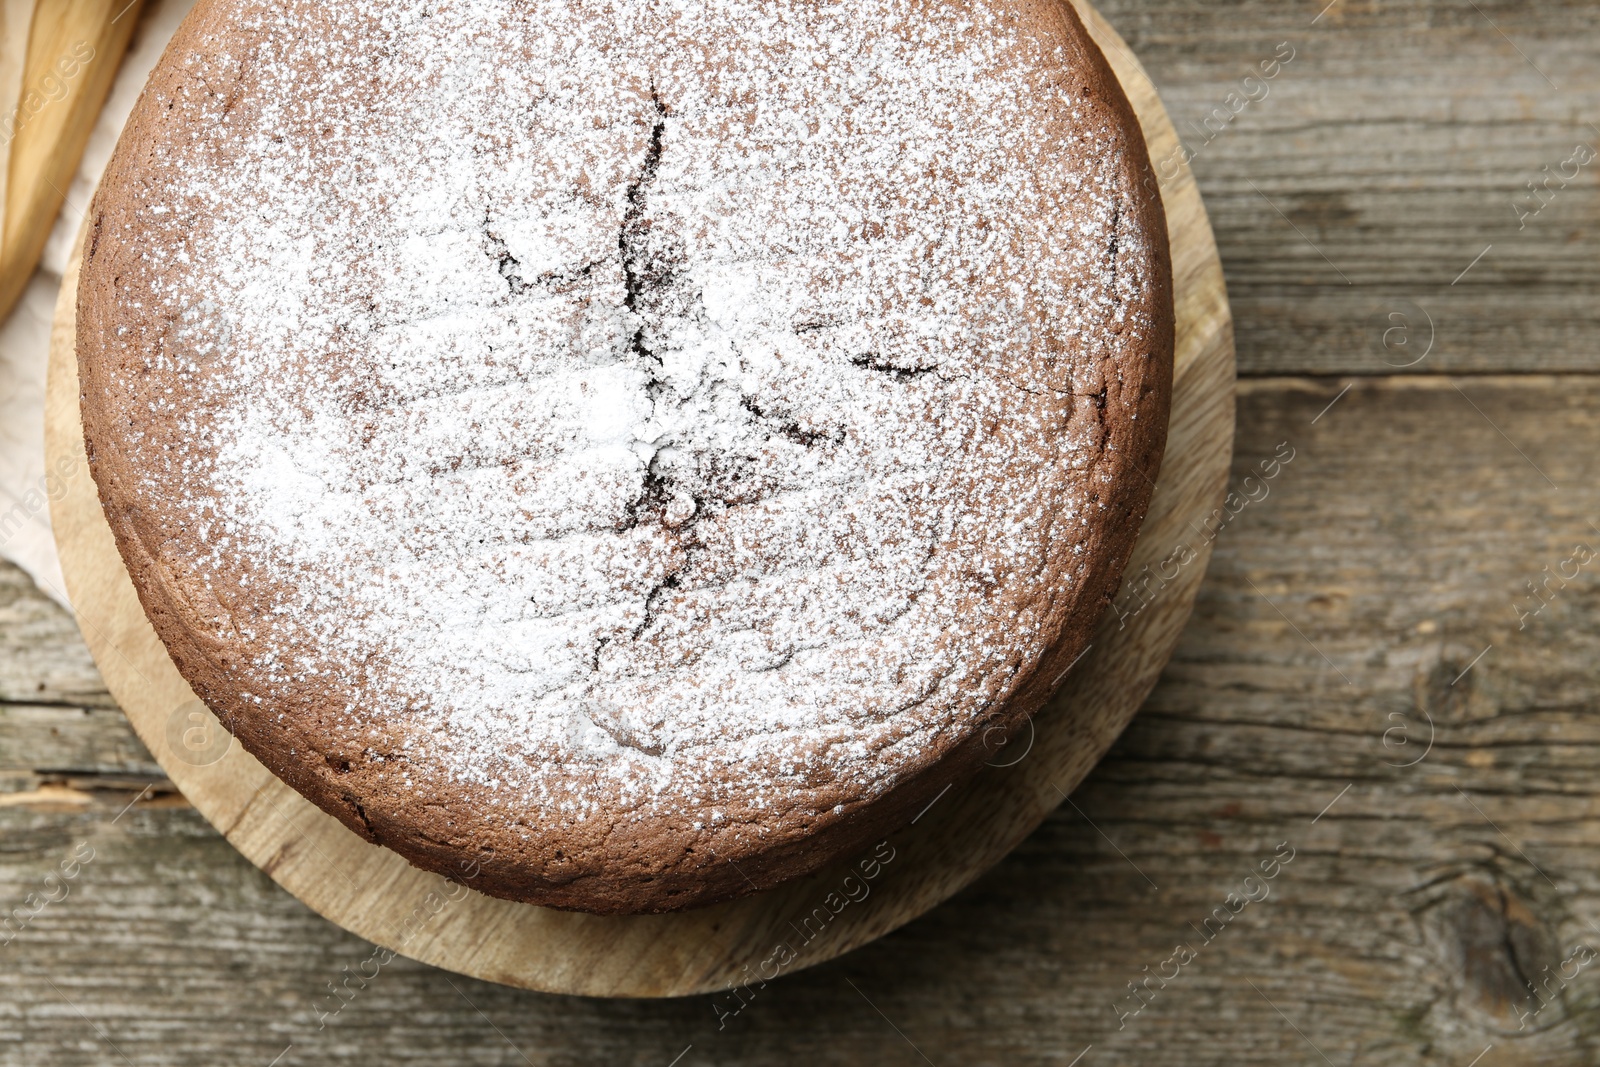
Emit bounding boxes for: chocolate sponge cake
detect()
[76,0,1172,913]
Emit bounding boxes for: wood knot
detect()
[1413,649,1486,729]
[1416,872,1590,1033]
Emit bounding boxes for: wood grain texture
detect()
[0,0,34,246]
[40,0,1235,998]
[3,0,1598,1061]
[0,0,141,322]
[1095,0,1600,377]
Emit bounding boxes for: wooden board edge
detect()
[0,0,143,321]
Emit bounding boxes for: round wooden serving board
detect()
[45,1,1234,999]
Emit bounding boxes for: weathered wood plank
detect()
[1097,0,1600,376]
[3,375,1599,1064]
[0,558,115,710]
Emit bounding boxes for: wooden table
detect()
[2,0,1597,1062]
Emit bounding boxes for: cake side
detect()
[77,0,1172,913]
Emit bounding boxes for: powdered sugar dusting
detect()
[92,0,1157,846]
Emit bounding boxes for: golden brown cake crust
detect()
[78,0,1171,913]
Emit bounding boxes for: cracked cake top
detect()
[77,0,1172,912]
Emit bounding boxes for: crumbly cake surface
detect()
[78,0,1172,912]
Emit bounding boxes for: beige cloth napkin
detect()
[0,0,196,608]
